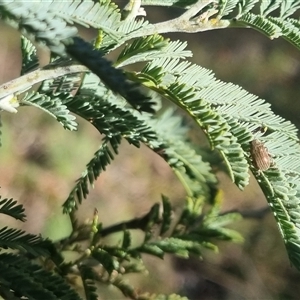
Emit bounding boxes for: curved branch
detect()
[0,63,88,101]
[133,0,230,37]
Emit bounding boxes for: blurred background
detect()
[1,2,300,299]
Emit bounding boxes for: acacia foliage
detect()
[0,0,300,299]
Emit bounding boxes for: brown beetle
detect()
[250,139,272,171]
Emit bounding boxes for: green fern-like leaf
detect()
[21,91,78,131]
[105,194,240,258]
[20,35,39,75]
[0,227,52,257]
[268,17,300,50]
[237,0,260,17]
[66,37,155,113]
[116,34,169,67]
[138,237,203,259]
[62,77,218,212]
[28,0,151,50]
[219,0,240,17]
[231,3,300,50]
[68,93,157,144]
[0,198,26,221]
[78,265,98,300]
[110,276,138,299]
[57,13,300,272]
[236,12,282,39]
[260,0,282,16]
[0,253,81,300]
[136,65,250,188]
[0,1,153,113]
[173,192,244,249]
[133,106,217,194]
[63,140,119,213]
[176,195,211,232]
[280,0,300,19]
[91,248,120,275]
[116,37,192,68]
[0,1,78,56]
[201,210,244,242]
[3,0,300,283]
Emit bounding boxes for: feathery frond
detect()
[0,253,81,300]
[63,140,119,213]
[137,237,203,259]
[260,0,282,16]
[116,37,192,68]
[136,59,250,188]
[123,39,300,270]
[219,0,240,17]
[237,0,260,16]
[280,0,300,19]
[66,37,155,113]
[78,265,98,300]
[237,12,281,39]
[268,17,300,50]
[61,88,159,212]
[0,227,52,257]
[62,78,218,212]
[125,193,243,259]
[2,0,300,296]
[136,107,217,193]
[20,35,39,75]
[21,91,78,131]
[0,0,78,56]
[9,0,150,50]
[0,198,26,221]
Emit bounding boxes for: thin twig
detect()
[60,204,159,246]
[133,0,230,36]
[0,64,88,101]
